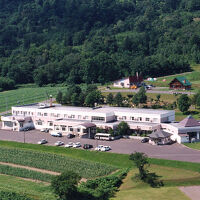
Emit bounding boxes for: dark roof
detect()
[79,122,96,128]
[179,115,200,127]
[170,77,191,86]
[129,76,143,83]
[149,130,171,139]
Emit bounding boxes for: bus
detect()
[94,133,112,141]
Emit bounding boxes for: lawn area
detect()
[184,142,200,150]
[0,174,55,200]
[111,164,200,200]
[0,86,66,112]
[146,64,200,91]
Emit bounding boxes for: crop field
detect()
[0,146,117,178]
[0,174,55,200]
[0,164,54,182]
[0,86,66,113]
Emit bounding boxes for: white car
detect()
[73,142,81,148]
[37,139,48,144]
[50,131,62,137]
[55,141,64,146]
[101,146,111,152]
[94,145,104,151]
[65,142,74,148]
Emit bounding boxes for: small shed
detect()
[149,130,172,145]
[169,77,191,90]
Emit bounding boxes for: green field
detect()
[0,86,66,113]
[0,146,116,178]
[0,174,55,200]
[0,141,199,200]
[184,142,200,150]
[111,164,200,200]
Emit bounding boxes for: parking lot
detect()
[0,129,200,163]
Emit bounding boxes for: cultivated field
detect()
[0,141,199,199]
[0,86,66,113]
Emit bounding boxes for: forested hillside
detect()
[0,0,200,87]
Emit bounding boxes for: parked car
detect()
[40,128,51,133]
[37,139,48,144]
[65,142,74,148]
[100,146,111,151]
[73,142,81,148]
[55,141,64,146]
[67,134,75,139]
[94,145,104,151]
[50,131,62,137]
[19,125,34,131]
[141,138,149,143]
[83,144,93,149]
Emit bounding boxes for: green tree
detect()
[132,94,140,107]
[137,86,147,104]
[116,121,130,136]
[71,93,80,106]
[129,152,149,180]
[177,94,191,113]
[56,91,63,104]
[85,90,103,107]
[51,171,81,200]
[156,94,161,103]
[107,93,114,105]
[114,92,123,107]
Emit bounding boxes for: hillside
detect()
[0,0,200,87]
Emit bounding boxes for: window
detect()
[37,121,43,125]
[77,128,80,132]
[57,114,60,118]
[62,126,66,131]
[70,128,73,131]
[48,121,53,126]
[78,115,81,119]
[130,117,135,120]
[64,114,67,118]
[122,116,126,120]
[92,116,105,121]
[44,113,48,116]
[146,118,150,122]
[138,117,142,121]
[37,112,42,116]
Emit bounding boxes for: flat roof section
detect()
[13,104,174,115]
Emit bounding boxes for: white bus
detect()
[94,133,112,141]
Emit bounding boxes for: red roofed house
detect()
[113,74,143,88]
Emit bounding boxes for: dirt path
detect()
[179,186,200,200]
[0,161,87,182]
[0,161,60,175]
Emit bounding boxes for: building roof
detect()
[78,122,96,128]
[129,76,143,83]
[149,130,171,138]
[170,77,191,86]
[179,115,200,127]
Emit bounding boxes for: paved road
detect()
[0,130,200,163]
[102,88,194,95]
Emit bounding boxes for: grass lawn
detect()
[0,174,55,200]
[184,142,200,150]
[0,86,66,113]
[111,164,200,200]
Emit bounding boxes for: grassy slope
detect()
[111,165,200,200]
[184,142,200,150]
[0,174,55,200]
[148,64,200,91]
[0,86,66,113]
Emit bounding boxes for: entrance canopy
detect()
[149,130,171,139]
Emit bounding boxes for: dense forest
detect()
[0,0,200,87]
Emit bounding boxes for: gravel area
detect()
[179,186,200,200]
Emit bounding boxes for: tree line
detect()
[0,0,199,89]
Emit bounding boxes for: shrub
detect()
[0,191,33,200]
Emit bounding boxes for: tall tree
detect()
[177,94,191,113]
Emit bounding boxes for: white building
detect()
[1,103,200,143]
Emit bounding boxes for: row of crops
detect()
[0,164,54,182]
[0,86,66,112]
[0,146,117,178]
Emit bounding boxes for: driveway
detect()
[102,88,194,95]
[0,129,200,163]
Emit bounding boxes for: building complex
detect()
[1,103,200,144]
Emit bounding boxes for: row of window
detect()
[118,116,156,122]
